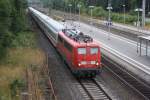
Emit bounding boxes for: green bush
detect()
[111,12,137,24]
[85,6,137,24]
[92,7,107,18]
[80,4,88,14]
[11,31,36,48]
[125,15,137,24]
[10,79,25,98]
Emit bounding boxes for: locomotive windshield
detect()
[78,48,86,54]
[90,48,98,54]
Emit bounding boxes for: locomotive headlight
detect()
[78,63,81,66]
[96,62,99,66]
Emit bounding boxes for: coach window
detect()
[48,28,56,39]
[78,48,86,55]
[90,48,98,54]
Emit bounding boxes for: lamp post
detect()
[77,4,81,28]
[123,4,126,24]
[135,8,143,54]
[107,4,113,40]
[135,8,143,29]
[68,4,72,20]
[48,0,53,15]
[89,6,94,32]
[142,0,146,28]
[89,6,94,26]
[74,0,76,15]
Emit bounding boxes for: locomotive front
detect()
[73,44,101,77]
[70,33,102,77]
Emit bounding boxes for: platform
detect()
[86,18,150,36]
[63,20,150,83]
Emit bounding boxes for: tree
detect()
[10,0,27,34]
[0,0,12,59]
[0,0,27,60]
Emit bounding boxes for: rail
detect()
[102,55,150,99]
[77,78,112,100]
[43,54,57,100]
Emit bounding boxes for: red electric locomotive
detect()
[57,29,101,77]
[29,7,102,77]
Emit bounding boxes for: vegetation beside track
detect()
[0,48,45,100]
[0,0,49,99]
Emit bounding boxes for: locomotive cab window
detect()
[90,48,98,54]
[78,48,86,54]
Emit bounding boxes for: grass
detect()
[0,48,45,100]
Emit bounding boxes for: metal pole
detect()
[74,1,76,15]
[146,40,148,56]
[137,37,139,53]
[142,0,146,28]
[90,8,93,32]
[140,39,142,56]
[108,8,111,40]
[78,4,81,28]
[107,1,112,40]
[148,1,150,12]
[123,5,126,24]
[89,6,94,32]
[70,6,71,20]
[91,9,93,25]
[49,0,53,15]
[79,6,80,27]
[138,11,140,28]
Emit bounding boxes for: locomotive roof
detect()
[29,7,64,32]
[59,30,99,47]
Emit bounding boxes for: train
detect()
[28,7,102,77]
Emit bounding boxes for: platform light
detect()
[134,8,143,30]
[89,6,95,26]
[68,4,72,20]
[123,5,126,24]
[88,6,95,32]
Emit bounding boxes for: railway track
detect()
[76,78,111,100]
[32,10,150,99]
[102,55,150,100]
